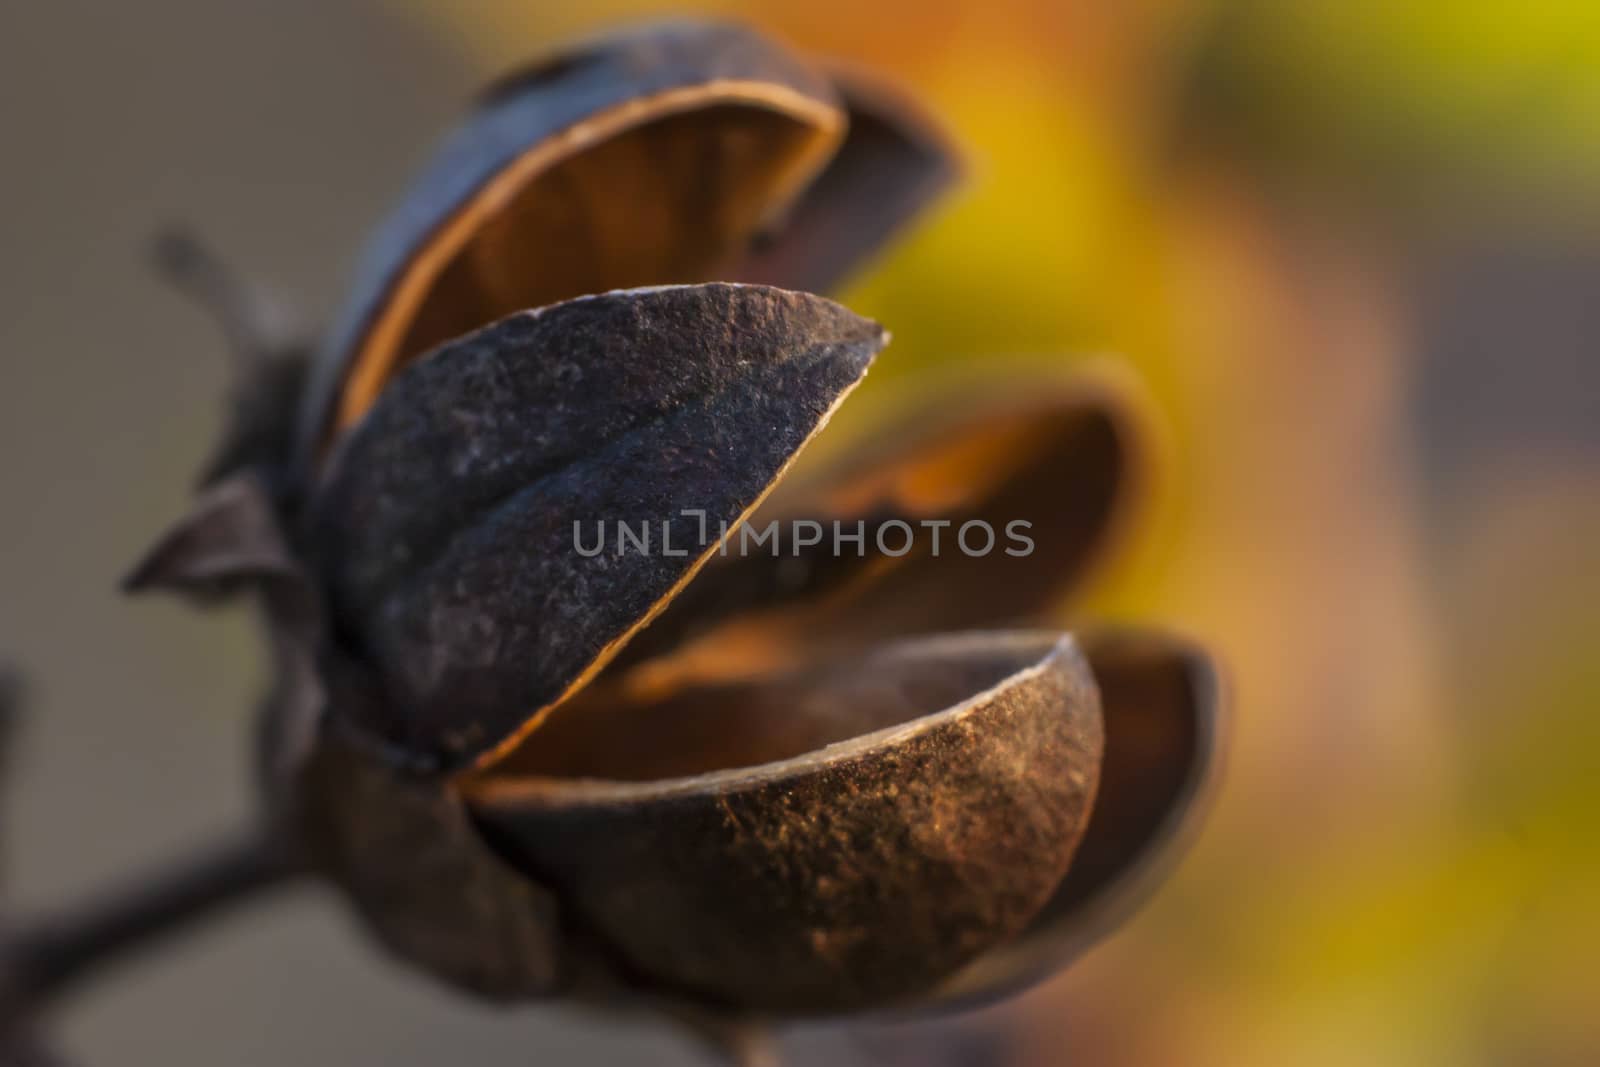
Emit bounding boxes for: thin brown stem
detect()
[1,823,301,1020]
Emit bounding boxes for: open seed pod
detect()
[290,280,1134,1014]
[124,15,1223,1025]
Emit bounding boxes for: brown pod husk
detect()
[463,631,1103,1015]
[297,19,848,457]
[295,733,565,1000]
[928,627,1224,1007]
[305,283,884,772]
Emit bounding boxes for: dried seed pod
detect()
[465,631,1102,1014]
[119,15,1224,1030]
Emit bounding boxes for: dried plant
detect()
[0,19,1222,1066]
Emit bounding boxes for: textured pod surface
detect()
[299,19,845,455]
[306,284,884,771]
[930,627,1224,1007]
[465,631,1102,1015]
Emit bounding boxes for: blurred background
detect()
[0,1,1595,1064]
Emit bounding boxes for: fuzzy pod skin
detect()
[465,632,1103,1015]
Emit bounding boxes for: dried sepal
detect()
[122,472,302,602]
[464,631,1102,1015]
[306,284,885,771]
[299,19,848,456]
[120,471,326,794]
[929,627,1224,1007]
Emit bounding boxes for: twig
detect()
[0,823,300,1021]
